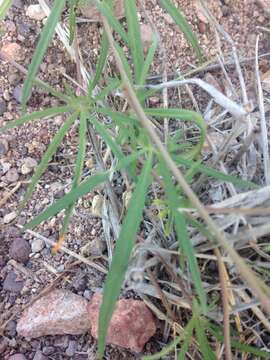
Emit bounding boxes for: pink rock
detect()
[17,289,91,338]
[87,293,156,353]
[1,42,22,61]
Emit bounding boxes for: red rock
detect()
[1,42,22,61]
[17,289,91,338]
[87,293,156,353]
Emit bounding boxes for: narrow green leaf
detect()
[88,31,110,96]
[94,78,121,101]
[68,0,79,45]
[207,324,270,359]
[0,0,13,20]
[97,154,153,358]
[88,116,124,161]
[22,0,66,109]
[114,42,133,82]
[124,0,144,83]
[178,315,196,360]
[159,160,207,313]
[24,150,144,229]
[145,107,206,158]
[174,156,258,189]
[92,0,128,44]
[139,33,158,85]
[142,337,181,360]
[158,0,203,60]
[0,106,71,133]
[20,111,78,211]
[61,111,87,236]
[195,321,217,360]
[94,107,138,126]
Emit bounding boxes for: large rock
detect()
[17,289,91,338]
[87,293,156,353]
[80,0,124,21]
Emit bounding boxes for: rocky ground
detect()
[1,0,270,359]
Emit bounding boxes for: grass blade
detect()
[207,324,270,359]
[158,0,203,60]
[174,156,258,189]
[20,111,78,211]
[88,116,124,161]
[0,106,71,133]
[139,33,158,85]
[124,0,144,83]
[159,159,207,313]
[178,315,196,360]
[24,151,144,230]
[88,31,110,96]
[22,0,66,109]
[195,320,217,360]
[0,0,13,20]
[142,337,181,360]
[145,108,206,159]
[97,154,153,358]
[93,0,128,44]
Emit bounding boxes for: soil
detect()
[0,0,270,359]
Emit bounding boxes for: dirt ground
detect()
[0,0,270,359]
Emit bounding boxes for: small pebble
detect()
[26,4,46,21]
[13,85,23,103]
[4,211,17,224]
[31,238,45,253]
[0,100,7,115]
[3,271,24,292]
[21,157,37,175]
[9,238,31,264]
[42,346,55,356]
[33,350,48,360]
[5,168,19,183]
[0,139,9,156]
[66,340,77,357]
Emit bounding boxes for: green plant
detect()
[1,0,270,359]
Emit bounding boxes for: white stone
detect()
[3,211,17,224]
[26,4,46,21]
[31,239,45,253]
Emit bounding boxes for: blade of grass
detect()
[208,324,270,359]
[195,319,217,360]
[0,106,71,133]
[174,156,258,189]
[139,33,158,85]
[158,0,203,60]
[24,150,144,230]
[97,154,153,358]
[178,314,196,360]
[159,159,207,314]
[0,0,13,20]
[22,0,66,109]
[124,0,144,83]
[94,78,121,101]
[20,111,78,211]
[88,31,110,96]
[142,337,181,360]
[144,107,206,158]
[92,0,128,44]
